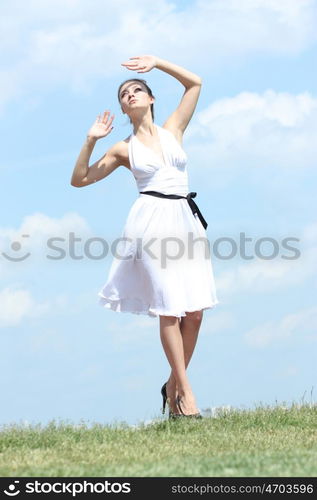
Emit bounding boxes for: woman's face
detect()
[119,82,153,115]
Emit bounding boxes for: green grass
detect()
[0,404,316,477]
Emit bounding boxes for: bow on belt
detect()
[139,190,208,230]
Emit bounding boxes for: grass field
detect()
[0,404,316,477]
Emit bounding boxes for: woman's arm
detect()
[71,135,97,187]
[121,55,202,139]
[155,57,202,88]
[70,111,121,188]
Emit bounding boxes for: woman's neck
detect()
[132,115,155,137]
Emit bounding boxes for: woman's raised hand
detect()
[121,55,157,73]
[87,111,114,139]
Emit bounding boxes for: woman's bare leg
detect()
[159,314,201,415]
[165,311,203,413]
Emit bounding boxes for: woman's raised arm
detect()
[121,55,202,139]
[70,111,121,188]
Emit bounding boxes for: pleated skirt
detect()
[98,194,219,317]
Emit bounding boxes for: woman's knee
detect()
[184,310,203,322]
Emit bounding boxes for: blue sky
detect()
[1,0,316,427]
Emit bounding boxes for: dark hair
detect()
[117,78,155,122]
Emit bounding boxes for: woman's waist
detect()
[134,174,189,197]
[136,182,189,197]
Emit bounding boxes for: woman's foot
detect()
[176,389,200,416]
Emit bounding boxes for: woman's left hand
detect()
[121,55,157,73]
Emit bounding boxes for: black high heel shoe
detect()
[176,395,203,419]
[161,382,180,419]
[161,382,168,415]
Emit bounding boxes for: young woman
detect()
[71,55,219,418]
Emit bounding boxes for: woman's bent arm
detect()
[121,55,202,136]
[155,57,202,88]
[155,57,202,136]
[70,110,120,188]
[71,136,97,187]
[70,139,122,188]
[121,55,201,88]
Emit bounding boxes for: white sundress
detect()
[98,124,219,318]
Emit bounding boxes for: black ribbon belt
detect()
[139,190,208,229]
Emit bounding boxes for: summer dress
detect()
[98,124,219,317]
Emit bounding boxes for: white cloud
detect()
[216,247,317,295]
[187,90,317,170]
[216,221,317,295]
[0,211,90,238]
[0,0,316,109]
[0,286,91,328]
[0,286,50,327]
[0,212,92,274]
[244,304,317,347]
